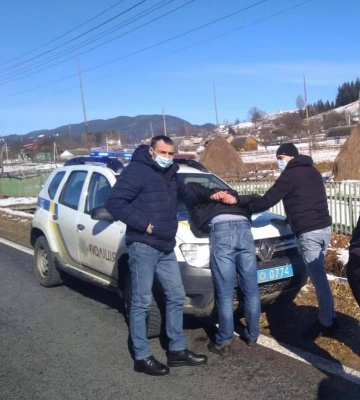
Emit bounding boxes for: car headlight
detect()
[179,243,210,268]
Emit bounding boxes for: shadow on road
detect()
[263,299,360,398]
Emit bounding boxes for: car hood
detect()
[176,211,293,244]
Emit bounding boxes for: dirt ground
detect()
[0,207,359,372]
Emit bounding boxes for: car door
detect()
[76,170,126,281]
[56,169,87,267]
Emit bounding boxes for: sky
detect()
[1,0,360,135]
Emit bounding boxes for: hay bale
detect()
[200,136,248,181]
[333,124,360,180]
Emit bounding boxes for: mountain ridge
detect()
[17,114,216,142]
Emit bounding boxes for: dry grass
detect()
[200,136,248,181]
[333,124,360,180]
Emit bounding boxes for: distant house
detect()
[23,139,53,161]
[59,148,89,160]
[326,125,356,145]
[230,135,259,152]
[167,136,206,154]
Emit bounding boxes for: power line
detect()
[0,0,314,100]
[0,0,264,86]
[0,0,180,84]
[0,0,128,68]
[0,0,147,75]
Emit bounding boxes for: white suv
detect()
[31,155,307,337]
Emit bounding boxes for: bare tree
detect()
[309,118,323,148]
[296,95,305,110]
[322,110,346,129]
[247,107,266,128]
[258,125,277,150]
[276,112,304,141]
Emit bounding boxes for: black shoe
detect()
[239,333,258,346]
[167,349,208,367]
[302,318,339,340]
[134,356,170,376]
[207,341,232,357]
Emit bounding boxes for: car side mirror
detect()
[91,206,115,222]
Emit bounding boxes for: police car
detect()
[31,151,307,337]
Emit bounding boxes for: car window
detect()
[178,173,230,190]
[48,171,66,200]
[177,172,231,212]
[59,171,87,210]
[85,172,112,214]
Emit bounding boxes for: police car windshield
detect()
[177,172,231,212]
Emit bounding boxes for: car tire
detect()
[124,274,164,339]
[34,236,63,287]
[274,289,299,305]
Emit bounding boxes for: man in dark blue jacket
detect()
[105,136,207,376]
[215,143,338,339]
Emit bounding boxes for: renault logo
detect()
[257,240,275,261]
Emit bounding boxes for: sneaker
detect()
[239,333,257,346]
[303,318,339,340]
[207,341,232,357]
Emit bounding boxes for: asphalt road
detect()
[1,242,359,400]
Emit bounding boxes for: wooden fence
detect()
[228,180,360,236]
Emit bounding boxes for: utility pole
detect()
[77,59,90,151]
[162,109,167,136]
[213,81,219,130]
[0,145,4,175]
[150,122,154,137]
[68,123,72,148]
[303,74,312,157]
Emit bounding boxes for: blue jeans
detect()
[210,219,261,345]
[128,242,187,360]
[297,226,337,326]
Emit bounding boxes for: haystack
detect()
[200,136,248,181]
[333,124,360,181]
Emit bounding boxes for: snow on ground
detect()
[336,248,350,266]
[0,197,37,206]
[240,144,341,165]
[0,197,37,218]
[2,161,62,173]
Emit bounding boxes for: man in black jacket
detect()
[188,183,261,356]
[347,216,360,307]
[105,137,207,376]
[214,143,338,340]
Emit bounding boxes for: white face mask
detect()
[154,153,173,168]
[278,159,287,171]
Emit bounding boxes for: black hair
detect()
[150,135,174,148]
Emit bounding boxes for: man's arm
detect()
[210,191,260,205]
[105,166,150,233]
[246,173,294,213]
[211,173,294,212]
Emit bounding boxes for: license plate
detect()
[257,264,294,283]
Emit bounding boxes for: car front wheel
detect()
[34,236,63,287]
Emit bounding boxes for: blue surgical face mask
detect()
[278,159,287,171]
[154,153,173,168]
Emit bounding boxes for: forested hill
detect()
[22,114,215,142]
